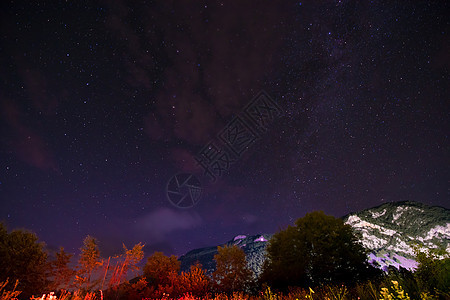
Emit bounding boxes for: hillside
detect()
[343,201,450,271]
[179,201,450,275]
[179,234,271,276]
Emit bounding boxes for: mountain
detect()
[179,234,271,276]
[179,201,450,275]
[343,201,450,271]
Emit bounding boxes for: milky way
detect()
[0,1,448,257]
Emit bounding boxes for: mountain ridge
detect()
[179,201,450,275]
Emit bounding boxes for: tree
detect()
[177,262,210,297]
[0,223,50,298]
[212,245,253,294]
[76,235,102,290]
[260,225,305,288]
[143,251,180,288]
[49,247,76,291]
[413,245,449,296]
[99,242,146,300]
[106,242,144,289]
[261,211,379,289]
[122,243,145,278]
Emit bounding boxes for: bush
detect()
[379,280,411,300]
[0,279,21,300]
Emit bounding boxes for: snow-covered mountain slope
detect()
[179,234,271,276]
[179,201,449,275]
[343,201,450,271]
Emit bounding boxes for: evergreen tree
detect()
[76,235,102,290]
[49,247,75,291]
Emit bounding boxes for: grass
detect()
[2,280,448,300]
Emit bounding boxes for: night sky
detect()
[0,1,448,258]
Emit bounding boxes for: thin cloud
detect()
[135,207,202,241]
[1,99,58,171]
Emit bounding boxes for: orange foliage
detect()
[177,263,210,297]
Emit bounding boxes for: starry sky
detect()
[0,1,448,258]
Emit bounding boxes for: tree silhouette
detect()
[0,223,50,298]
[261,211,379,289]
